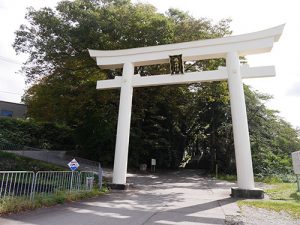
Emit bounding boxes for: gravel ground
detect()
[226,206,300,225]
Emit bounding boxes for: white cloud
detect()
[286,81,300,97]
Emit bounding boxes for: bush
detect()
[0,187,109,215]
[0,118,75,150]
[0,151,65,171]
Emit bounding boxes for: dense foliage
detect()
[0,118,74,150]
[245,87,300,179]
[0,151,65,171]
[12,0,300,176]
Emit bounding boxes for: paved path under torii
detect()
[0,170,240,225]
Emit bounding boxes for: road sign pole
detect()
[297,175,300,192]
[70,171,74,192]
[98,163,103,189]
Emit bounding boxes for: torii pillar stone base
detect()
[231,187,264,199]
[108,183,131,190]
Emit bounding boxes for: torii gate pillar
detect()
[112,62,134,185]
[226,52,255,190]
[89,24,284,197]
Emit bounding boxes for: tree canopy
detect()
[13,0,300,178]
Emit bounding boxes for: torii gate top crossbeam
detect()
[89,24,284,69]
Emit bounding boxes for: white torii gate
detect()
[89,24,284,197]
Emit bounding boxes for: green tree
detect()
[14,0,231,167]
[13,0,300,176]
[245,86,300,178]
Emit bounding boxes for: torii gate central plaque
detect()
[170,54,184,74]
[89,25,284,198]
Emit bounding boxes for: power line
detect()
[0,90,23,96]
[0,56,22,65]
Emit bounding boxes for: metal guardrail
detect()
[0,171,34,199]
[0,142,104,190]
[0,143,25,151]
[0,171,96,200]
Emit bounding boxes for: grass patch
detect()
[0,197,36,214]
[255,174,296,183]
[216,174,237,182]
[217,173,297,184]
[238,200,300,219]
[255,176,284,184]
[266,183,300,201]
[0,187,109,215]
[238,182,300,219]
[0,151,65,171]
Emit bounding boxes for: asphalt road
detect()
[0,170,239,225]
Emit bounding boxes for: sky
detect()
[0,0,299,128]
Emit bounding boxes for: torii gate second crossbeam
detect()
[89,24,285,198]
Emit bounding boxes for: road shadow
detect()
[0,169,239,225]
